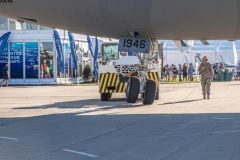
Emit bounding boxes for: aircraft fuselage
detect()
[0,0,240,40]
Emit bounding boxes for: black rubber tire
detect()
[101,93,109,101]
[126,77,140,103]
[142,79,156,105]
[155,88,159,100]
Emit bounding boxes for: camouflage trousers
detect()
[201,77,211,95]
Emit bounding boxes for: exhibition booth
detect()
[0,16,95,84]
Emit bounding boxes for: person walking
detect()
[198,56,213,99]
[0,62,9,87]
[178,64,182,82]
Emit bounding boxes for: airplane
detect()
[0,0,239,41]
[0,0,239,104]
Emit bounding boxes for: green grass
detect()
[160,77,201,84]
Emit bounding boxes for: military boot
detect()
[203,94,206,99]
[207,92,210,99]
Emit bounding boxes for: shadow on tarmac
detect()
[12,98,144,115]
[0,111,240,160]
[159,99,202,105]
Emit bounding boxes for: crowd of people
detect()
[163,62,240,82]
[212,62,227,81]
[212,62,240,81]
[163,63,195,82]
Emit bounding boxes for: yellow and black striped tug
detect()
[99,72,159,94]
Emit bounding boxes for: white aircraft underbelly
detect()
[0,0,239,40]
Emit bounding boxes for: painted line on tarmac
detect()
[211,117,232,120]
[62,149,99,158]
[0,136,19,141]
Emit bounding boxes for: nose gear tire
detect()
[126,77,140,103]
[142,80,156,105]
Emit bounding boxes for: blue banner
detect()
[0,32,11,57]
[94,37,98,80]
[87,36,98,80]
[87,36,94,57]
[68,32,78,76]
[53,30,65,74]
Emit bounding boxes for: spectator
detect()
[172,65,178,82]
[213,63,218,81]
[178,64,182,82]
[182,63,188,82]
[162,66,165,80]
[237,63,240,80]
[232,69,236,80]
[164,65,170,82]
[219,62,225,70]
[188,64,195,81]
[169,66,173,82]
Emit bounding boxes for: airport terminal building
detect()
[0,16,97,84]
[159,40,240,67]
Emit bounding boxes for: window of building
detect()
[0,43,8,78]
[9,19,24,30]
[40,42,54,79]
[0,16,8,30]
[10,42,23,79]
[40,26,52,30]
[26,23,38,30]
[25,42,39,79]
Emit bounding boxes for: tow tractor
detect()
[98,37,162,105]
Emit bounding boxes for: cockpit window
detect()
[102,44,119,60]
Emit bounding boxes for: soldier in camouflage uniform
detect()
[198,56,213,99]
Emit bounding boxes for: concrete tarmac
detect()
[0,82,240,160]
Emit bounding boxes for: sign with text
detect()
[119,37,151,53]
[10,42,23,78]
[25,42,38,79]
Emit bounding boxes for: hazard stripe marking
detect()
[107,74,113,93]
[102,74,109,93]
